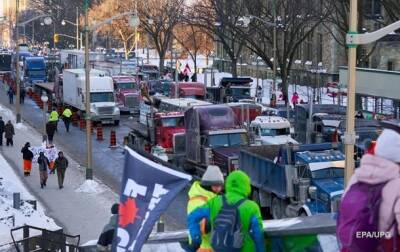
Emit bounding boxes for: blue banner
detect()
[113,147,192,252]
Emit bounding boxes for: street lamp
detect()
[60,7,79,49]
[41,92,48,142]
[147,18,153,64]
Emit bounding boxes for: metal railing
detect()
[10,225,80,252]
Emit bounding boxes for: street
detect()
[0,82,188,231]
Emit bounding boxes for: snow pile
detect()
[75,180,104,194]
[0,154,59,246]
[0,105,27,131]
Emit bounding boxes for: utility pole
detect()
[15,0,21,123]
[84,0,92,180]
[344,0,358,185]
[76,7,79,49]
[272,0,277,105]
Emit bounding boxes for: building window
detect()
[387,61,395,71]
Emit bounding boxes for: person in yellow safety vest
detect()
[49,108,59,132]
[61,107,72,132]
[187,165,224,252]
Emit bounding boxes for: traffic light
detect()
[53,34,59,44]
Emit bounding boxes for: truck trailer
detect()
[62,69,120,125]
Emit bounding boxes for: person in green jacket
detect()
[188,170,265,252]
[187,165,224,252]
[61,107,73,132]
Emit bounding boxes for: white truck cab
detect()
[250,116,298,145]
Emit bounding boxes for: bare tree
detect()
[88,0,138,59]
[137,0,185,73]
[173,22,214,75]
[238,0,331,104]
[191,0,247,77]
[381,0,400,21]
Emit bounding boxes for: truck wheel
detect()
[271,196,286,219]
[252,189,270,219]
[114,120,120,126]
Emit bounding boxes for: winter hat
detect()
[375,129,400,163]
[201,165,224,186]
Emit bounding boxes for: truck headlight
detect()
[308,186,317,200]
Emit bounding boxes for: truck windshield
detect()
[117,82,135,89]
[228,88,250,96]
[260,128,290,136]
[28,70,45,77]
[208,133,248,147]
[312,168,344,179]
[161,117,184,127]
[90,92,115,103]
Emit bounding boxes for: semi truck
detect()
[206,77,253,103]
[239,143,344,219]
[23,56,47,86]
[184,105,248,175]
[62,69,120,125]
[169,82,206,100]
[112,75,140,114]
[249,116,298,145]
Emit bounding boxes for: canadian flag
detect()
[183,63,191,75]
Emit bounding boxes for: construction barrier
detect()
[90,121,94,134]
[109,130,117,148]
[79,119,86,130]
[96,124,104,141]
[71,113,78,126]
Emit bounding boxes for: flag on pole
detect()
[112,147,192,252]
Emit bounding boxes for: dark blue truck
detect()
[23,56,47,86]
[239,143,344,219]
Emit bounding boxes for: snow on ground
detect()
[75,180,105,194]
[0,154,59,247]
[0,104,28,131]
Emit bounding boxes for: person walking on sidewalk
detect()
[7,87,14,104]
[21,142,33,176]
[54,151,68,189]
[61,107,72,132]
[46,121,57,144]
[0,116,5,146]
[49,108,59,132]
[37,152,50,189]
[4,120,14,146]
[97,203,119,251]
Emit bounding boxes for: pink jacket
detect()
[344,154,400,236]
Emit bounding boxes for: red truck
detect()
[227,102,262,126]
[112,75,140,114]
[169,82,206,100]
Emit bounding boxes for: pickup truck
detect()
[239,143,344,219]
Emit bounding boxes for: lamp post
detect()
[61,7,80,49]
[15,0,21,123]
[147,19,153,64]
[41,92,48,142]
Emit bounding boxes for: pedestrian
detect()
[37,152,50,189]
[21,142,33,176]
[188,170,265,252]
[61,107,72,132]
[49,107,59,131]
[187,165,224,252]
[337,128,400,251]
[46,121,57,144]
[291,92,299,106]
[4,120,14,146]
[0,116,4,146]
[54,151,68,189]
[97,203,119,251]
[7,87,14,104]
[191,73,197,82]
[20,88,25,104]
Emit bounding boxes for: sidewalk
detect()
[0,102,118,243]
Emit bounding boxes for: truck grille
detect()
[125,95,139,108]
[173,133,186,154]
[97,106,114,115]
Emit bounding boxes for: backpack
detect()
[337,182,387,252]
[211,195,246,252]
